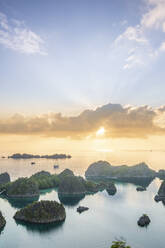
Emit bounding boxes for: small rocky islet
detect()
[137,214,151,227]
[14,200,66,224]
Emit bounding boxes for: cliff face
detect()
[6,178,39,198]
[0,172,10,185]
[85,161,156,179]
[14,200,66,224]
[0,211,6,229]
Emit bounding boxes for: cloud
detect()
[0,103,165,139]
[116,26,147,44]
[141,0,165,30]
[114,0,165,69]
[0,12,47,55]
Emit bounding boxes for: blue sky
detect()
[1,0,165,116]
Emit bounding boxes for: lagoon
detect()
[0,150,165,248]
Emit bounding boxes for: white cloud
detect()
[160,41,165,51]
[114,0,165,69]
[116,25,147,44]
[0,12,47,55]
[142,0,165,30]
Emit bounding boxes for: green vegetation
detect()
[58,175,86,195]
[110,240,131,248]
[14,200,66,223]
[30,171,60,190]
[6,178,39,197]
[58,169,74,179]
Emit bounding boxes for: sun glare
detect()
[96,127,105,136]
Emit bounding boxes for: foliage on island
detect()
[6,178,39,197]
[14,200,66,224]
[110,240,131,248]
[30,171,60,190]
[58,169,74,179]
[58,175,86,195]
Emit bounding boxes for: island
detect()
[85,161,156,186]
[77,206,89,213]
[0,172,10,185]
[136,186,146,191]
[14,200,66,224]
[0,211,6,229]
[106,182,117,195]
[8,153,71,159]
[137,214,151,227]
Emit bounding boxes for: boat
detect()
[54,164,59,169]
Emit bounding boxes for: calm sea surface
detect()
[0,150,165,248]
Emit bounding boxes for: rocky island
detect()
[136,186,146,191]
[137,214,151,227]
[85,161,156,186]
[0,172,10,185]
[0,211,6,230]
[106,182,117,195]
[14,200,66,224]
[8,153,71,159]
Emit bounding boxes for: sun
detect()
[96,127,105,136]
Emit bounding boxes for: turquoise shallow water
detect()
[0,153,165,248]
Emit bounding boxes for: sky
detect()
[1,0,165,153]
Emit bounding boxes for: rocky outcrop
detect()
[106,182,117,195]
[14,200,66,224]
[0,172,10,185]
[77,206,89,213]
[6,178,39,198]
[0,211,6,229]
[136,186,146,192]
[137,214,151,227]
